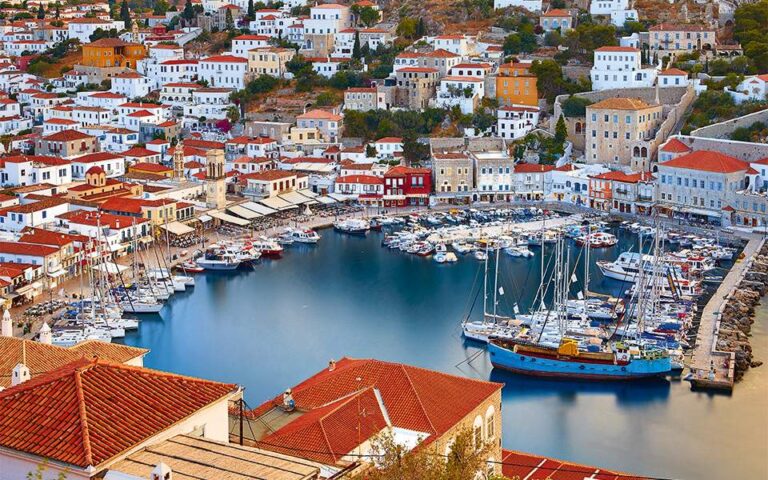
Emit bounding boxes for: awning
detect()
[208,210,251,226]
[383,194,406,200]
[684,207,720,217]
[91,263,129,274]
[160,221,195,236]
[47,269,67,278]
[298,189,319,198]
[240,201,277,216]
[315,196,336,205]
[228,205,262,220]
[198,214,213,223]
[279,191,313,205]
[260,196,298,211]
[328,193,351,202]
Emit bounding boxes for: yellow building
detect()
[496,62,538,107]
[247,47,295,78]
[82,38,147,69]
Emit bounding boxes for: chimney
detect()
[151,462,172,480]
[39,322,52,345]
[12,363,31,387]
[1,308,11,337]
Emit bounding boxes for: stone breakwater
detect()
[717,243,768,381]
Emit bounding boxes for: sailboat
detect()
[461,244,520,343]
[488,233,672,380]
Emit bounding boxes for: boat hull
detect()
[488,342,671,380]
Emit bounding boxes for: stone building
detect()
[432,152,474,203]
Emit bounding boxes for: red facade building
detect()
[383,166,432,207]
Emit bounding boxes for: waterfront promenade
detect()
[689,234,765,391]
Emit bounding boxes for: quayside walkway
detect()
[689,235,765,392]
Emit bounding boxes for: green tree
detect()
[153,0,170,15]
[555,114,567,143]
[182,0,195,21]
[36,3,44,19]
[366,428,503,480]
[359,6,379,27]
[247,0,255,19]
[226,105,241,123]
[415,17,426,37]
[54,1,60,18]
[225,7,234,30]
[352,31,361,60]
[366,144,377,157]
[561,95,593,117]
[396,17,418,39]
[734,0,768,70]
[119,0,131,29]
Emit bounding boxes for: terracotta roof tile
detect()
[660,150,749,173]
[0,359,237,469]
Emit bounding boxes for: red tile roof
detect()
[659,138,691,153]
[335,174,383,185]
[501,450,651,480]
[591,171,654,183]
[385,166,431,176]
[42,129,93,141]
[594,46,639,52]
[0,359,237,469]
[130,162,172,173]
[251,358,501,464]
[72,152,123,163]
[0,241,59,257]
[514,163,555,173]
[59,210,149,229]
[660,150,749,173]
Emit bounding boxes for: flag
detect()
[571,274,578,283]
[577,291,584,300]
[498,286,505,296]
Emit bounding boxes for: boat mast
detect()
[483,242,489,323]
[583,223,590,310]
[493,243,500,322]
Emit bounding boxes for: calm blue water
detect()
[123,225,768,479]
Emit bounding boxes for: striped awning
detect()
[241,201,277,216]
[259,196,298,211]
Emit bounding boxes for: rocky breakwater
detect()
[717,244,768,381]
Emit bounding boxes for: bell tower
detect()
[205,149,227,208]
[174,140,185,181]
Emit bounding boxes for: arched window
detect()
[633,146,640,157]
[485,405,495,440]
[641,147,648,157]
[473,415,483,450]
[575,122,582,134]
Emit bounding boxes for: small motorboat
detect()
[434,251,458,264]
[177,261,204,273]
[474,250,488,261]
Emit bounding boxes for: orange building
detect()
[495,62,538,107]
[81,38,146,69]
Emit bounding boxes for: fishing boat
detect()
[452,242,473,254]
[196,246,241,271]
[51,326,112,347]
[488,338,671,379]
[575,232,618,248]
[334,218,370,235]
[474,250,488,261]
[284,227,320,243]
[251,238,284,257]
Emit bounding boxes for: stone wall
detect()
[689,108,768,139]
[668,135,768,161]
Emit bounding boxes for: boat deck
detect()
[688,235,765,392]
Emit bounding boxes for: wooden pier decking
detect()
[688,235,765,392]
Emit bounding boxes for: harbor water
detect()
[122,226,768,479]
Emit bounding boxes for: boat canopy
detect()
[160,221,195,236]
[279,191,314,205]
[227,205,262,220]
[259,196,298,211]
[240,201,277,216]
[208,210,251,226]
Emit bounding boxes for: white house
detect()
[728,74,768,103]
[432,35,473,56]
[68,18,124,43]
[496,105,539,140]
[590,46,658,91]
[372,137,403,159]
[231,34,270,57]
[539,9,574,32]
[110,72,152,99]
[303,3,351,35]
[199,55,248,90]
[434,76,485,115]
[658,68,689,88]
[0,155,72,187]
[71,152,126,179]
